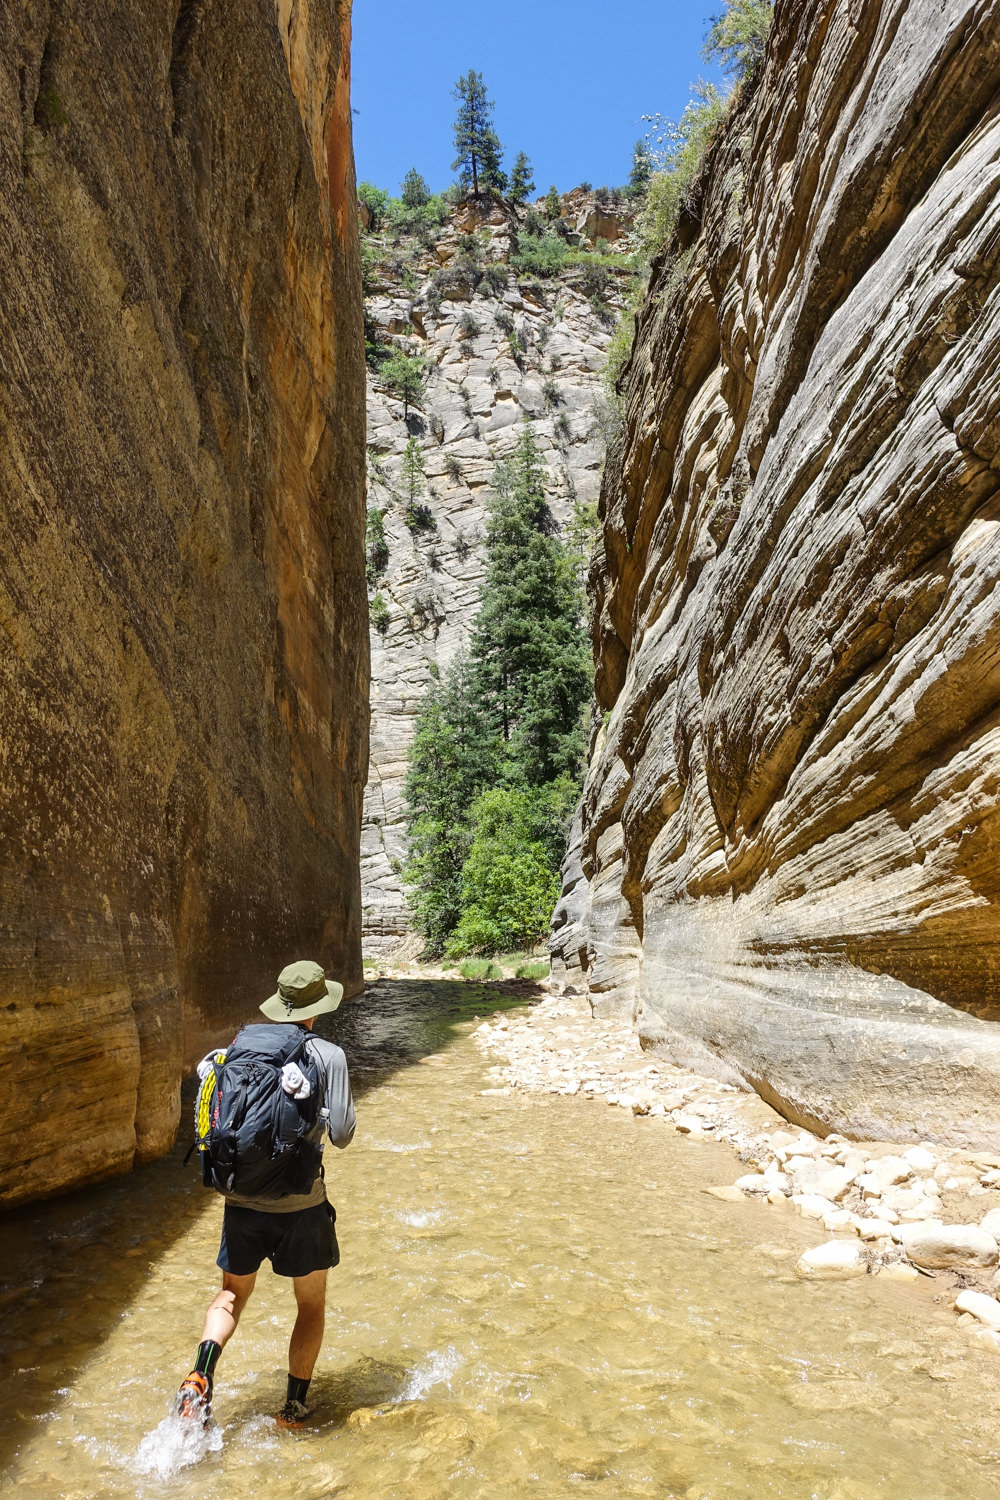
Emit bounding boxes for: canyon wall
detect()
[551,0,1000,1146]
[361,198,632,953]
[0,0,368,1207]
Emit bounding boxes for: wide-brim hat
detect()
[260,959,344,1022]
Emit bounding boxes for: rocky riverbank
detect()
[474,988,1000,1359]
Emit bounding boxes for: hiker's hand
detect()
[281,1062,312,1099]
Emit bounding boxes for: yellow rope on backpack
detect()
[195,1052,227,1149]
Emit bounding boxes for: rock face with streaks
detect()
[0,0,367,1206]
[361,197,633,952]
[551,0,1000,1146]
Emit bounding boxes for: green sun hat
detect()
[260,960,344,1022]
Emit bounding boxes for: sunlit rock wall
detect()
[551,0,1000,1146]
[0,0,368,1207]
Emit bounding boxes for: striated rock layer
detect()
[0,0,368,1207]
[551,0,1000,1146]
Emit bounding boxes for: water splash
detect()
[398,1209,443,1228]
[399,1345,462,1401]
[134,1412,223,1480]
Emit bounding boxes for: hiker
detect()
[175,960,355,1428]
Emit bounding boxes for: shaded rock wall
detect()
[551,0,1000,1146]
[0,0,368,1207]
[362,200,632,953]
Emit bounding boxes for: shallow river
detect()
[3,980,1000,1499]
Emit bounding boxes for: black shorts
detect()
[217,1201,339,1278]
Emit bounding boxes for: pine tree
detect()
[380,351,427,419]
[400,167,431,207]
[403,652,499,951]
[508,151,535,206]
[627,139,652,197]
[543,184,562,220]
[451,70,506,197]
[400,437,428,529]
[469,425,590,785]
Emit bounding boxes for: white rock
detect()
[880,1185,925,1213]
[979,1168,1000,1188]
[791,1193,838,1220]
[967,1326,1000,1355]
[821,1209,857,1233]
[857,1218,895,1241]
[981,1208,1000,1238]
[855,1173,883,1198]
[869,1155,913,1188]
[899,1199,941,1222]
[796,1241,867,1279]
[900,1223,999,1269]
[673,1113,706,1135]
[704,1185,745,1202]
[954,1290,1000,1330]
[903,1146,937,1172]
[879,1262,919,1283]
[786,1159,855,1201]
[736,1174,770,1194]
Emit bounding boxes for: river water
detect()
[2,979,1000,1500]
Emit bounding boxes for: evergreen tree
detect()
[451,70,506,197]
[470,425,591,785]
[508,151,535,206]
[403,652,499,952]
[380,351,427,419]
[543,184,562,219]
[627,139,652,197]
[400,167,431,207]
[400,437,430,529]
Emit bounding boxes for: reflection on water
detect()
[3,979,1000,1499]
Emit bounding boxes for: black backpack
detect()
[193,1024,322,1198]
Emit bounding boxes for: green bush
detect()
[479,263,508,297]
[381,352,428,417]
[370,593,390,634]
[512,233,570,278]
[365,507,389,584]
[445,787,564,956]
[703,0,773,79]
[637,83,727,261]
[358,180,389,231]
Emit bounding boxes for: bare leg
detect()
[288,1269,328,1380]
[201,1271,256,1351]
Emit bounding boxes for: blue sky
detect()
[351,1,725,196]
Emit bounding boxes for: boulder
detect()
[954,1290,1000,1330]
[900,1224,999,1270]
[796,1242,868,1279]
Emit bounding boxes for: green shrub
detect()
[637,83,727,260]
[445,454,463,480]
[446,787,564,956]
[358,180,389,231]
[703,0,774,79]
[458,310,480,339]
[365,507,389,584]
[541,378,561,410]
[495,309,514,336]
[479,263,508,297]
[512,233,570,278]
[370,593,390,634]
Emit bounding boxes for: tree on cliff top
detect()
[452,71,506,196]
[400,167,431,207]
[508,151,536,207]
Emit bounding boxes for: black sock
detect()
[194,1340,222,1383]
[286,1374,311,1407]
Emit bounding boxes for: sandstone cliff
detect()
[551,0,1000,1146]
[0,0,367,1207]
[361,197,633,952]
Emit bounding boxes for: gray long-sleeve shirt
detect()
[202,1031,356,1214]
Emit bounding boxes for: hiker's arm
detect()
[323,1052,356,1148]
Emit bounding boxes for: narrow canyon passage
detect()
[3,981,1000,1500]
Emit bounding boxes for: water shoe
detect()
[175,1371,212,1424]
[276,1398,312,1429]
